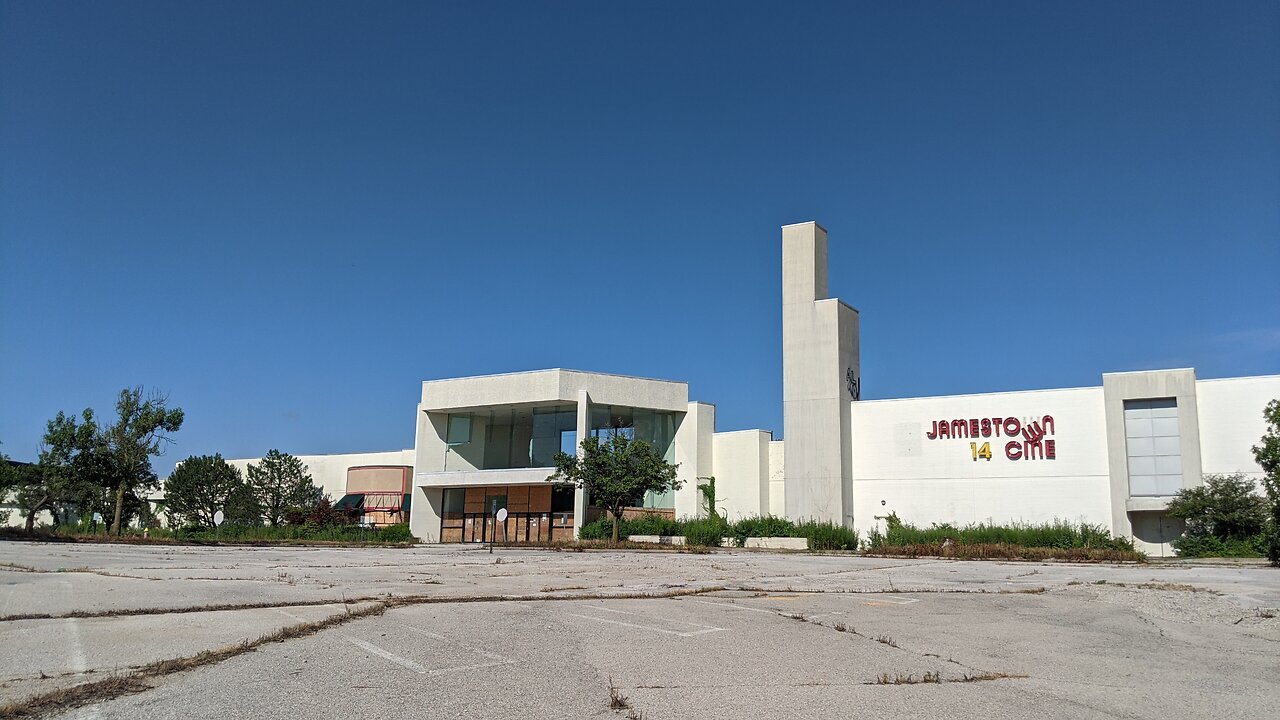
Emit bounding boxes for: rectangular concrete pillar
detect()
[674,402,715,519]
[782,222,859,527]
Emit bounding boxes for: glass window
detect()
[551,485,576,512]
[446,414,472,444]
[560,428,577,456]
[590,405,676,460]
[484,495,507,515]
[1124,398,1182,496]
[442,488,465,514]
[443,404,578,471]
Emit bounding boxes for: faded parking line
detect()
[567,610,724,638]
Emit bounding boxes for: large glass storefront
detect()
[439,484,576,543]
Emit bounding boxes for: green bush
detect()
[866,513,1131,551]
[577,517,616,540]
[1172,533,1266,558]
[728,515,797,547]
[683,517,727,547]
[795,520,859,551]
[578,513,685,541]
[625,512,685,538]
[378,523,415,543]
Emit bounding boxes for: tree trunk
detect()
[24,494,50,533]
[612,510,621,542]
[112,481,126,535]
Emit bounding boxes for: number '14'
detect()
[970,442,992,461]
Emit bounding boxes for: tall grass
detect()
[794,520,859,551]
[865,514,1133,552]
[50,522,413,544]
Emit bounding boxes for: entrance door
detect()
[1130,512,1185,557]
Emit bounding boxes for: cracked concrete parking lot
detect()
[0,542,1277,719]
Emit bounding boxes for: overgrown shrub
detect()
[683,517,727,547]
[795,520,859,551]
[377,523,415,543]
[579,513,685,540]
[579,516,620,540]
[1167,474,1268,558]
[625,512,685,538]
[866,513,1132,551]
[729,515,797,547]
[869,542,1145,563]
[1171,533,1266,558]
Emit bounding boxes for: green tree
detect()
[103,388,184,534]
[1252,399,1280,565]
[1166,473,1266,540]
[37,408,115,530]
[247,450,324,526]
[165,454,260,527]
[0,445,20,524]
[546,433,682,542]
[0,445,16,500]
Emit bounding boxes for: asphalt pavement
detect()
[0,542,1276,719]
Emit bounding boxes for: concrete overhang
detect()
[1126,496,1175,512]
[415,467,557,488]
[420,369,688,413]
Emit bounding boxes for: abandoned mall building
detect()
[226,222,1279,556]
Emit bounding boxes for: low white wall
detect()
[628,534,686,545]
[849,386,1112,537]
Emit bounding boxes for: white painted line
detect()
[687,599,778,615]
[881,595,921,605]
[345,637,429,674]
[568,613,724,638]
[379,625,515,675]
[405,626,446,640]
[583,605,635,616]
[426,658,514,676]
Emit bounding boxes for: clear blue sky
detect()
[2,1,1277,474]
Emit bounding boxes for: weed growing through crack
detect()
[1136,582,1219,594]
[956,672,1028,682]
[608,677,630,710]
[607,677,644,718]
[874,634,898,648]
[873,670,1026,685]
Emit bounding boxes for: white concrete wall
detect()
[711,430,772,520]
[1,498,55,528]
[226,449,415,502]
[768,440,786,516]
[1196,375,1280,484]
[782,222,859,527]
[674,402,714,519]
[848,386,1112,539]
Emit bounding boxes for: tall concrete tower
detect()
[781,222,860,526]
